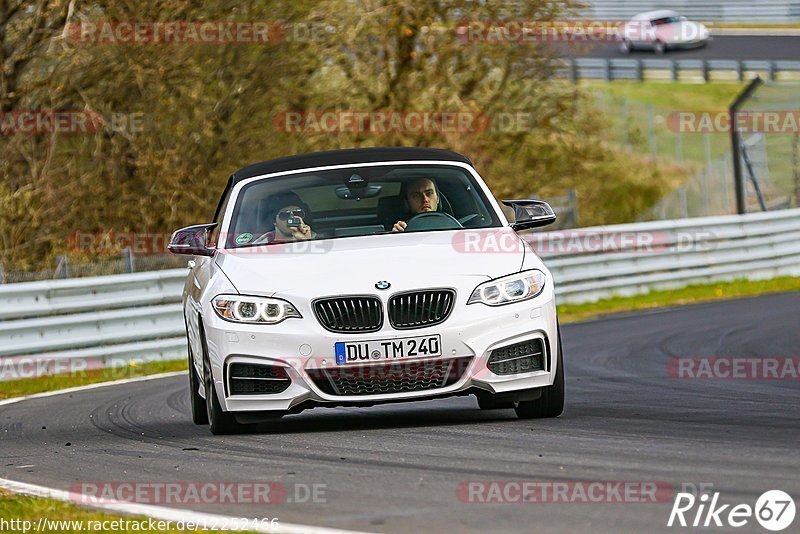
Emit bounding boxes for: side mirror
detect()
[167,223,217,256]
[502,200,557,231]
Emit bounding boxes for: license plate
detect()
[335,335,441,365]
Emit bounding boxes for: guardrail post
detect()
[702,60,710,83]
[736,61,744,82]
[636,59,643,81]
[671,60,679,82]
[570,58,579,83]
[0,262,5,284]
[767,61,776,81]
[604,58,612,82]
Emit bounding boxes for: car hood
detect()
[215,228,529,297]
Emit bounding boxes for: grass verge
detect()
[557,276,800,323]
[0,359,188,400]
[0,489,253,533]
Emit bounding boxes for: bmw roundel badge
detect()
[375,280,391,290]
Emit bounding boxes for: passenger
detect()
[256,192,314,243]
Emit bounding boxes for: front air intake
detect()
[487,339,545,376]
[227,362,291,395]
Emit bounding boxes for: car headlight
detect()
[212,294,301,324]
[467,270,546,306]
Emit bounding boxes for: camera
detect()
[287,216,302,228]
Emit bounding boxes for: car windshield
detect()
[651,16,681,25]
[224,164,503,249]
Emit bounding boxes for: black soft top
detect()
[231,147,472,183]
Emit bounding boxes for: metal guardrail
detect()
[563,58,800,82]
[1,209,799,378]
[580,1,800,22]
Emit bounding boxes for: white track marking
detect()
[0,371,187,407]
[0,478,370,534]
[0,374,373,534]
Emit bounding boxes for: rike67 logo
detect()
[668,490,796,531]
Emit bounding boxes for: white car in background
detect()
[169,147,564,434]
[619,10,710,54]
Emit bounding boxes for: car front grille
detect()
[313,296,383,333]
[488,339,545,376]
[228,362,291,395]
[388,289,455,329]
[307,357,472,396]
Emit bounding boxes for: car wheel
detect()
[187,343,208,425]
[653,40,665,54]
[619,39,631,54]
[514,328,565,419]
[477,396,515,410]
[200,325,249,435]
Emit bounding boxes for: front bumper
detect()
[201,290,559,413]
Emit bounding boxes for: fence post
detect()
[570,58,579,83]
[671,60,679,82]
[702,60,710,83]
[622,99,630,147]
[647,105,657,159]
[767,61,776,82]
[636,59,643,81]
[568,188,579,227]
[604,58,612,82]
[122,247,136,273]
[730,76,764,214]
[0,262,5,284]
[54,255,69,279]
[736,61,744,82]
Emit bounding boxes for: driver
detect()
[392,178,440,232]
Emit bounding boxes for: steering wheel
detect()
[458,213,480,225]
[404,211,463,232]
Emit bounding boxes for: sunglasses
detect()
[277,209,306,220]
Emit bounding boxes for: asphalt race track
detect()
[2,293,799,533]
[564,35,800,60]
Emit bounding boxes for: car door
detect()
[186,180,233,367]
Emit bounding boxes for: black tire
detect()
[514,328,565,419]
[477,396,515,410]
[188,343,208,425]
[199,325,249,435]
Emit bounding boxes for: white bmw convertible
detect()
[169,147,564,434]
